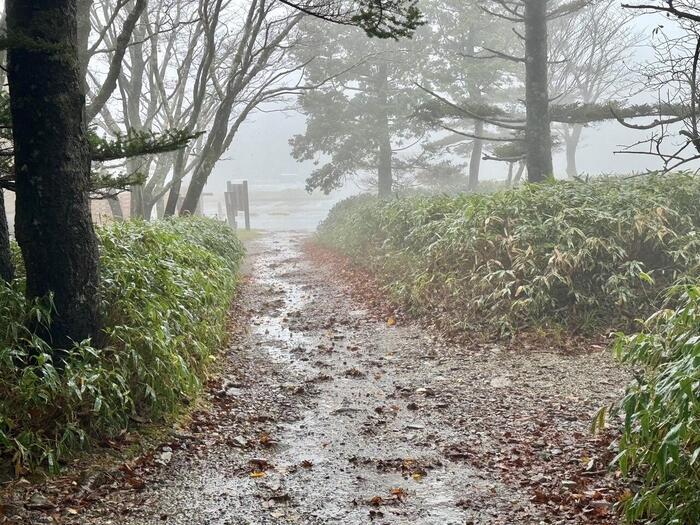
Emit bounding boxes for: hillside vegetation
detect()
[0,218,244,473]
[318,174,700,336]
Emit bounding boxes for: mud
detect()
[7,233,629,525]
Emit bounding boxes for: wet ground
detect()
[4,233,629,525]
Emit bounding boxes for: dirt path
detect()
[9,233,628,525]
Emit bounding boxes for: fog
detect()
[208,103,682,231]
[1,0,697,235]
[197,6,694,232]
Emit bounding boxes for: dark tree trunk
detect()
[376,62,392,198]
[0,190,14,283]
[565,124,583,178]
[164,179,181,217]
[468,120,484,191]
[7,0,101,348]
[164,150,186,216]
[524,0,553,183]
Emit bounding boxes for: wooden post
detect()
[224,181,237,228]
[242,180,250,230]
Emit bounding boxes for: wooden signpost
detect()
[224,180,250,230]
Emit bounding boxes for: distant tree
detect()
[413,0,519,190]
[549,2,641,177]
[454,0,591,182]
[278,0,422,38]
[178,1,306,215]
[623,1,700,22]
[289,21,427,197]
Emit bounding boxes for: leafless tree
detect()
[86,0,322,219]
[549,2,643,177]
[614,15,700,172]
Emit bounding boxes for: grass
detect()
[317,173,700,337]
[0,217,244,474]
[606,285,700,524]
[234,228,265,241]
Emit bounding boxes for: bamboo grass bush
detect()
[611,286,700,524]
[0,217,244,473]
[317,173,700,335]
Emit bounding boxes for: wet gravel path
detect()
[6,233,629,525]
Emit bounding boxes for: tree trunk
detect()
[565,124,583,179]
[514,162,526,185]
[77,0,93,82]
[7,0,101,348]
[164,150,186,216]
[0,190,14,283]
[376,62,392,198]
[130,185,145,219]
[505,162,514,187]
[143,199,156,221]
[164,179,181,217]
[468,120,484,191]
[180,154,216,215]
[466,27,482,192]
[108,196,124,220]
[156,198,165,219]
[524,0,553,183]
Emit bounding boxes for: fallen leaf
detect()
[369,496,384,506]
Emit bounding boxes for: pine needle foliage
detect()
[0,217,244,473]
[317,173,700,335]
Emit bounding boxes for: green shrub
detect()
[317,173,700,335]
[611,286,700,524]
[0,217,244,473]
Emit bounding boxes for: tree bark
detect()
[7,0,101,348]
[524,0,553,182]
[505,162,514,187]
[564,124,583,178]
[164,180,181,217]
[513,161,526,185]
[376,62,393,198]
[468,120,484,191]
[0,190,14,283]
[77,0,93,82]
[466,26,482,192]
[108,196,124,220]
[156,198,165,219]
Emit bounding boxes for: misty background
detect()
[204,10,683,232]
